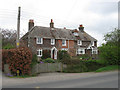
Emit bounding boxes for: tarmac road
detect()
[2,71,118,88]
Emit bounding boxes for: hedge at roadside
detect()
[62,59,105,73]
[2,47,32,75]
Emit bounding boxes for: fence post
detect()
[61,63,63,72]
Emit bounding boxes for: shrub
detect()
[61,58,83,65]
[58,50,71,62]
[63,62,88,73]
[2,47,32,75]
[41,50,51,59]
[58,50,71,64]
[42,58,55,63]
[30,54,38,68]
[99,43,119,65]
[62,59,105,73]
[76,55,90,60]
[84,61,105,72]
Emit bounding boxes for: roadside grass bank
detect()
[95,65,119,72]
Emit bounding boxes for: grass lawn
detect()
[95,65,119,72]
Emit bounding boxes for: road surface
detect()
[2,71,118,88]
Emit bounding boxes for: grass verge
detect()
[95,65,118,72]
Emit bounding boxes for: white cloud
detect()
[0,0,118,46]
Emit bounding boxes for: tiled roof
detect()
[21,26,97,41]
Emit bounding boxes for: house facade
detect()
[21,19,98,60]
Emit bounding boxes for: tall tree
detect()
[99,28,120,65]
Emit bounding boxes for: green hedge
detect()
[42,58,55,63]
[30,54,38,68]
[58,50,71,61]
[62,59,105,73]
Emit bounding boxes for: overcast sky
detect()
[0,0,119,46]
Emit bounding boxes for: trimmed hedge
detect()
[62,59,105,73]
[42,58,55,63]
[2,47,32,75]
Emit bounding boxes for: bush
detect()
[30,54,38,68]
[62,59,105,73]
[63,62,88,73]
[2,47,32,75]
[41,50,51,59]
[58,50,71,61]
[99,43,119,65]
[76,55,90,60]
[61,58,83,65]
[42,58,55,63]
[84,61,105,72]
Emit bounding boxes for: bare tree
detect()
[0,28,17,47]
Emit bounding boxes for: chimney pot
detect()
[51,19,53,23]
[29,19,34,22]
[80,24,83,27]
[79,24,84,31]
[50,19,54,28]
[28,19,34,31]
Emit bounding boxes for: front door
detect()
[51,47,57,59]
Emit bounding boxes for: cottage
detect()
[21,19,98,60]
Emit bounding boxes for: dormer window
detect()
[73,29,79,36]
[36,37,43,44]
[74,32,78,36]
[51,39,55,45]
[62,39,66,46]
[78,40,82,45]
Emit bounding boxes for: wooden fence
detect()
[31,63,66,75]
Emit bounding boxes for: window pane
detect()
[80,51,83,54]
[40,50,42,55]
[37,50,39,55]
[62,40,65,44]
[62,40,66,46]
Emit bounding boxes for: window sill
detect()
[37,55,42,57]
[37,43,43,44]
[51,44,55,45]
[62,45,66,46]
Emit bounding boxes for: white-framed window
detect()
[61,48,68,51]
[36,37,43,44]
[92,50,98,54]
[37,49,42,57]
[62,39,66,46]
[74,32,78,36]
[92,41,94,46]
[77,48,85,54]
[77,40,82,45]
[51,39,55,45]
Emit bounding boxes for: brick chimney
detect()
[79,24,84,31]
[28,19,34,31]
[50,19,54,28]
